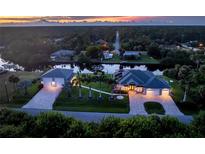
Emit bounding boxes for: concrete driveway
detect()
[129,91,147,115]
[22,86,62,109]
[128,91,183,116]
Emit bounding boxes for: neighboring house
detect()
[50,49,76,61]
[41,68,74,88]
[95,39,108,46]
[123,51,141,60]
[114,69,170,96]
[103,51,113,59]
[180,42,201,52]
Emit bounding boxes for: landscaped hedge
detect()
[0,109,204,138]
[144,102,165,115]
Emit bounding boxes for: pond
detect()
[0,55,24,71]
[54,63,163,75]
[1,55,163,75]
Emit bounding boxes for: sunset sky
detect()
[0,16,205,25]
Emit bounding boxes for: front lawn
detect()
[103,55,159,64]
[144,102,165,115]
[53,85,129,113]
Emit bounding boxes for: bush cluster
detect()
[0,109,204,138]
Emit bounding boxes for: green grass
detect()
[103,54,121,63]
[0,71,41,108]
[103,55,159,64]
[84,82,112,92]
[53,85,129,113]
[0,82,40,108]
[144,102,165,115]
[163,76,184,102]
[163,76,199,115]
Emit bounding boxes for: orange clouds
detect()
[0,16,156,24]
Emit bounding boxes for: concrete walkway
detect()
[128,91,183,116]
[22,86,62,109]
[81,85,127,96]
[15,108,193,124]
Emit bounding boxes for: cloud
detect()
[0,16,205,25]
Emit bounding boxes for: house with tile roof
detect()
[114,69,170,96]
[50,49,76,61]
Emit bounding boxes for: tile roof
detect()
[118,69,170,89]
[41,68,73,80]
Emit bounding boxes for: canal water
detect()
[0,55,24,71]
[0,56,163,75]
[54,64,163,75]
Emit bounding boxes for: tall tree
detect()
[178,65,193,102]
[8,75,20,93]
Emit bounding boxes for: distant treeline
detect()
[0,26,205,69]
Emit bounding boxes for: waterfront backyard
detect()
[103,54,159,64]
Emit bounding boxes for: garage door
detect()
[161,89,170,96]
[54,78,65,87]
[43,78,53,87]
[42,77,64,88]
[146,89,160,96]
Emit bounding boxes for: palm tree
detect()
[76,71,83,99]
[178,65,193,102]
[88,86,92,99]
[97,71,104,101]
[8,75,20,93]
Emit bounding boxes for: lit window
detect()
[136,86,143,93]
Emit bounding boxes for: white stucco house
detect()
[103,51,113,59]
[114,69,171,96]
[41,68,74,88]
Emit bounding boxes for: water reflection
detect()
[54,63,163,75]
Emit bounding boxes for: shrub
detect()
[65,120,90,138]
[116,116,161,138]
[160,116,193,137]
[0,109,33,126]
[144,102,165,115]
[38,84,44,90]
[98,117,121,137]
[191,111,205,137]
[0,125,24,138]
[34,112,73,137]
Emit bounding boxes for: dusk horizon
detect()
[1,16,205,26]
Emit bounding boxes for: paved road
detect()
[22,86,62,109]
[128,91,183,116]
[15,108,193,124]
